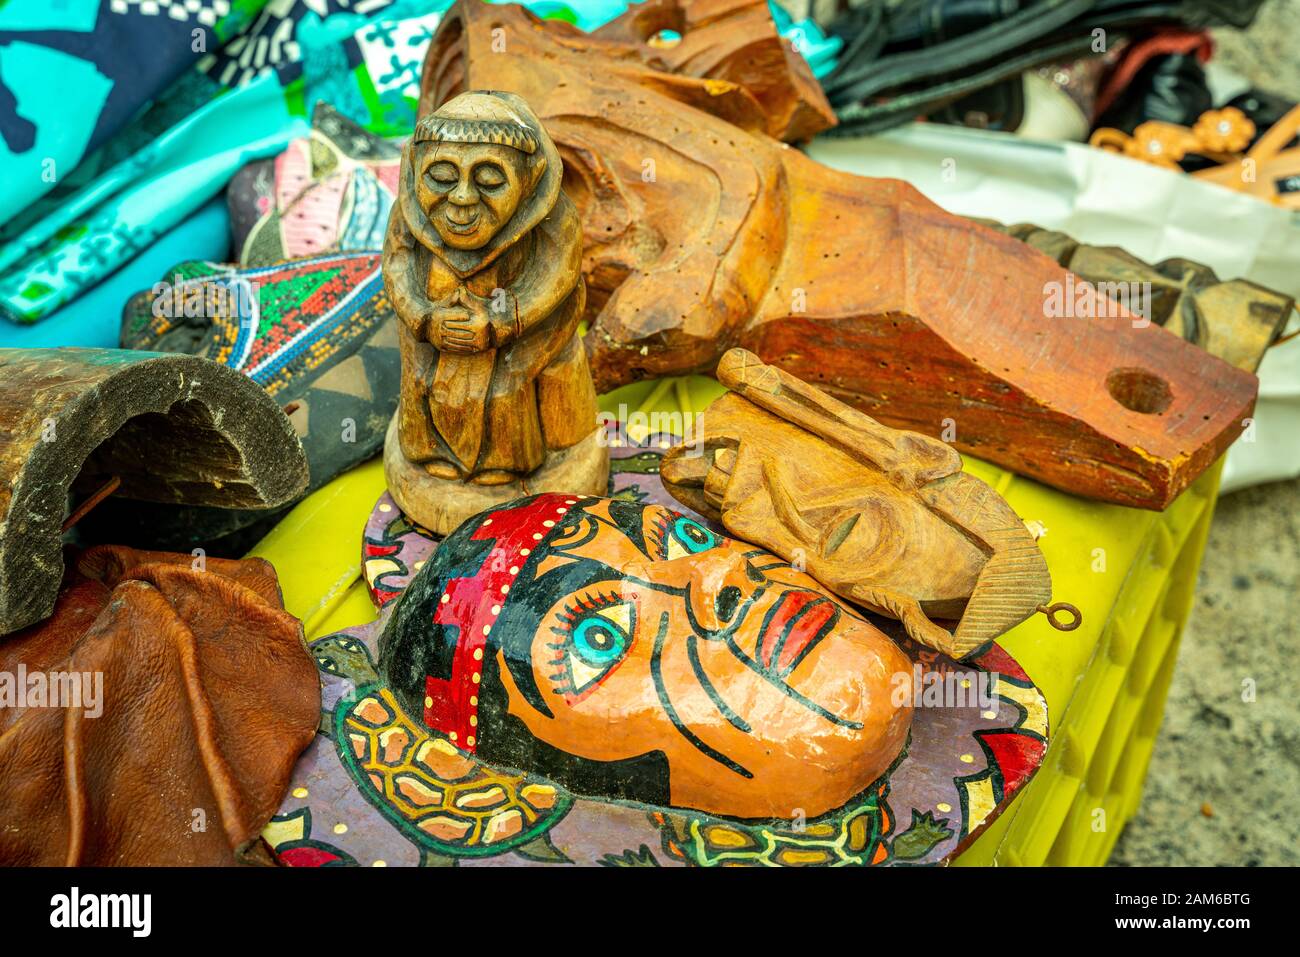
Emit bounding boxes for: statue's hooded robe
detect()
[386,91,591,479]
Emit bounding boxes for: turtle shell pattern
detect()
[337,686,572,857]
[652,782,892,867]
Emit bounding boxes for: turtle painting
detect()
[311,630,920,868]
[312,633,573,866]
[281,444,1049,867]
[649,780,895,867]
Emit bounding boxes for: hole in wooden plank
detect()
[1105,367,1172,415]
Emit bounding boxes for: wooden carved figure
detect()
[383,91,608,534]
[661,350,1077,659]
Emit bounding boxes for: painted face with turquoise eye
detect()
[381,494,914,821]
[664,515,716,555]
[494,497,915,821]
[562,596,637,696]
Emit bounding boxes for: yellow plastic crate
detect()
[956,454,1221,866]
[250,375,1222,866]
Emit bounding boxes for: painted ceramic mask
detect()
[379,494,914,821]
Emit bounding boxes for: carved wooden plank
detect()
[419,0,1258,509]
[0,348,308,636]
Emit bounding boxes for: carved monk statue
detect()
[383,91,608,534]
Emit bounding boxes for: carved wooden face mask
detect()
[416,142,532,251]
[662,349,1065,660]
[378,493,913,821]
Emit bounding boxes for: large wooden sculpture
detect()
[662,349,1065,659]
[0,348,308,636]
[383,91,607,534]
[418,0,1259,510]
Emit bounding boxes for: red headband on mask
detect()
[424,493,584,751]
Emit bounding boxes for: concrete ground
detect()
[1109,478,1300,866]
[1108,0,1300,867]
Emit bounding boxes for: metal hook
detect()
[1038,602,1082,632]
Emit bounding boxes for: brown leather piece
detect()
[0,546,320,866]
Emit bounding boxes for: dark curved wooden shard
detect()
[419,0,1259,510]
[0,348,309,636]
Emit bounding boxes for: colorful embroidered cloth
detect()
[122,252,386,394]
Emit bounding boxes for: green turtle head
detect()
[613,451,662,475]
[312,633,380,686]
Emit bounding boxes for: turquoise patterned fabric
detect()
[0,0,268,227]
[0,198,231,350]
[0,0,445,325]
[0,0,835,329]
